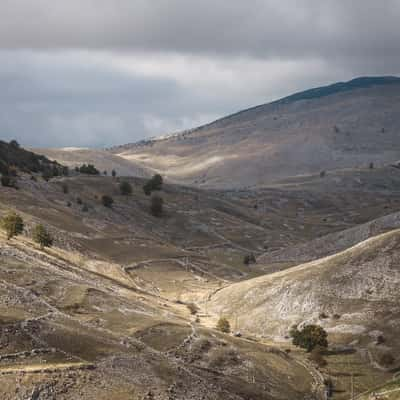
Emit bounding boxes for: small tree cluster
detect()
[76,164,100,175]
[143,174,163,196]
[119,181,132,195]
[289,324,328,352]
[243,253,256,265]
[216,317,231,333]
[32,224,53,249]
[1,212,24,240]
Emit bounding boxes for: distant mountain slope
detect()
[110,76,400,188]
[35,147,152,178]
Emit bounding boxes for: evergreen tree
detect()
[216,317,231,333]
[1,212,24,240]
[32,224,53,249]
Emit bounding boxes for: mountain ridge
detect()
[108,76,400,188]
[110,75,400,150]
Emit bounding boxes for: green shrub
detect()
[216,317,231,333]
[119,181,132,195]
[1,212,24,240]
[78,164,99,175]
[101,195,114,208]
[32,224,53,249]
[290,324,328,352]
[143,174,163,195]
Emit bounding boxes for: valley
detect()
[0,162,400,399]
[2,77,400,399]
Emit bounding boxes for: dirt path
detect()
[0,362,94,375]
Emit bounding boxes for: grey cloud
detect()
[0,2,399,148]
[0,51,226,147]
[1,1,400,61]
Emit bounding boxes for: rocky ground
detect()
[0,170,400,398]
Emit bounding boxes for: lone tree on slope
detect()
[32,224,53,249]
[1,212,24,240]
[216,317,231,333]
[289,324,328,352]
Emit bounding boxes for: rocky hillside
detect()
[209,229,400,350]
[109,76,400,188]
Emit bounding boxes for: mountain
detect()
[109,76,400,188]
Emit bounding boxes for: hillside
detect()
[109,77,400,188]
[207,229,400,397]
[0,153,399,397]
[0,140,65,176]
[0,173,322,399]
[35,147,152,178]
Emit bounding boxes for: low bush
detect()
[101,195,114,208]
[1,212,24,239]
[216,317,231,333]
[32,224,53,249]
[120,181,132,195]
[290,324,328,352]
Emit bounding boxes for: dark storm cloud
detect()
[1,0,400,59]
[0,1,399,147]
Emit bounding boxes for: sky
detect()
[1,1,400,148]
